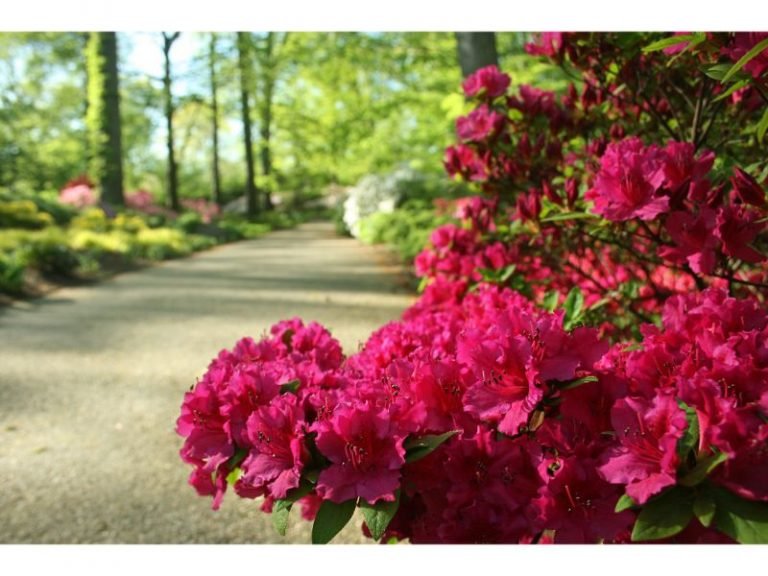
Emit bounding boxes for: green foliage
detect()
[403,430,459,463]
[0,199,54,229]
[631,486,694,542]
[0,251,27,294]
[311,498,357,544]
[711,485,768,544]
[359,491,400,541]
[357,206,451,263]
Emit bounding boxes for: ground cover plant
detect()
[178,32,768,544]
[0,179,307,298]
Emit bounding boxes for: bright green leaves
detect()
[676,400,699,463]
[679,451,728,487]
[643,33,706,54]
[693,490,716,528]
[271,479,315,536]
[615,493,637,513]
[360,490,401,541]
[280,379,301,394]
[711,485,768,544]
[562,287,585,330]
[631,486,694,542]
[721,37,768,83]
[404,430,460,464]
[627,481,768,544]
[540,211,598,224]
[756,107,768,145]
[311,498,357,544]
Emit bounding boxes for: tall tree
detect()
[162,31,181,211]
[208,33,222,207]
[455,32,498,78]
[237,32,259,217]
[256,32,280,211]
[86,31,124,205]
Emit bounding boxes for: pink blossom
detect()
[313,402,406,504]
[598,392,687,504]
[456,104,505,142]
[239,394,307,499]
[462,65,511,99]
[586,137,670,222]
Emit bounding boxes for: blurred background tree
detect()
[0,32,568,207]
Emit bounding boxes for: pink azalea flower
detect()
[239,394,307,499]
[456,104,505,142]
[313,402,406,504]
[598,392,688,504]
[659,208,719,274]
[586,137,670,222]
[462,65,511,99]
[715,205,765,263]
[529,456,634,543]
[730,167,766,207]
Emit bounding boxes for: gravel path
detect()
[0,222,414,543]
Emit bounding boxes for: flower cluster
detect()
[179,34,768,544]
[597,289,768,508]
[59,176,97,209]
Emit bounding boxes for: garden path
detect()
[0,222,414,543]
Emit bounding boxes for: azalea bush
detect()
[177,33,768,544]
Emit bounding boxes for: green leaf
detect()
[712,485,768,543]
[540,211,597,223]
[270,478,315,537]
[311,498,357,544]
[676,400,699,463]
[225,446,248,470]
[542,290,559,312]
[359,490,400,541]
[756,107,768,145]
[615,493,637,513]
[226,467,241,486]
[280,379,301,394]
[631,486,694,542]
[557,375,598,391]
[712,79,750,102]
[272,499,293,536]
[562,287,585,330]
[703,63,736,81]
[693,491,716,528]
[721,37,768,83]
[679,451,728,487]
[404,430,460,463]
[642,33,700,53]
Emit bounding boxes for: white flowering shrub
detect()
[342,167,423,238]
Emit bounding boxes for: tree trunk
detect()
[455,32,499,78]
[86,31,124,206]
[162,32,181,212]
[259,32,275,211]
[237,32,259,217]
[209,33,222,207]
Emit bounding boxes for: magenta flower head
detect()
[598,391,688,504]
[456,104,506,142]
[462,65,511,99]
[239,393,307,500]
[730,166,766,207]
[313,402,406,504]
[586,137,670,222]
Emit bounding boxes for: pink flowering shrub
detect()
[59,176,97,209]
[181,198,220,224]
[178,33,768,544]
